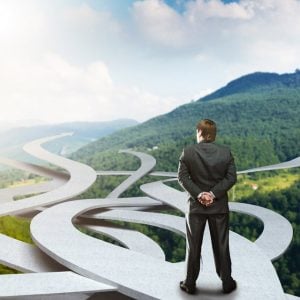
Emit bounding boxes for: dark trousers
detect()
[185,213,232,286]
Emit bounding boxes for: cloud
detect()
[1,0,300,125]
[0,1,188,124]
[62,3,121,33]
[133,0,186,47]
[132,0,300,72]
[0,1,45,39]
[0,52,182,123]
[132,0,254,50]
[0,1,47,61]
[186,0,253,20]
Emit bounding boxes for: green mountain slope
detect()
[72,70,300,171]
[202,69,300,101]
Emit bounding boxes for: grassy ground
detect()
[0,215,33,244]
[0,168,48,189]
[0,215,33,274]
[230,169,300,201]
[8,177,48,188]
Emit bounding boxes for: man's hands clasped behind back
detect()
[198,192,214,207]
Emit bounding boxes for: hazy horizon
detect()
[1,0,300,124]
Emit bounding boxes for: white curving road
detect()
[81,209,185,237]
[96,170,178,177]
[0,182,56,203]
[30,198,286,300]
[81,224,165,261]
[0,136,298,299]
[229,202,293,261]
[0,133,97,216]
[106,150,156,198]
[0,271,115,298]
[96,155,300,178]
[140,179,293,262]
[0,233,65,273]
[0,134,117,299]
[0,157,69,203]
[238,156,300,174]
[0,156,69,180]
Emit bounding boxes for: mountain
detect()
[72,70,300,171]
[0,119,48,132]
[0,119,138,162]
[202,69,300,101]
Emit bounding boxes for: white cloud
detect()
[1,0,300,125]
[132,0,300,73]
[0,1,185,125]
[0,1,47,62]
[132,0,255,50]
[0,53,182,123]
[185,0,253,21]
[0,1,45,40]
[133,0,187,47]
[62,3,121,33]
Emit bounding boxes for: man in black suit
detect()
[178,119,237,294]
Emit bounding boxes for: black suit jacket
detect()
[178,141,237,214]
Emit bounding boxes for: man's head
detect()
[196,119,217,143]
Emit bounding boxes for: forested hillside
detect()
[73,71,300,171]
[241,173,300,296]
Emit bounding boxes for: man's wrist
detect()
[209,191,216,199]
[197,192,203,199]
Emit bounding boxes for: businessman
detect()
[178,119,237,294]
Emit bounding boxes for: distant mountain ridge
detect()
[201,69,300,101]
[72,70,300,171]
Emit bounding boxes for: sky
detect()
[0,0,300,126]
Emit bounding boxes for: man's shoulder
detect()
[183,144,198,153]
[180,144,198,160]
[212,143,233,157]
[213,142,231,151]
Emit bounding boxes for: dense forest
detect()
[241,176,300,296]
[73,72,300,171]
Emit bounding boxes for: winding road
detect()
[0,134,298,299]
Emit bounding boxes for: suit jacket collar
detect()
[198,140,214,144]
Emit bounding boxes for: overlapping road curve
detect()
[141,179,293,262]
[0,157,68,204]
[30,198,286,300]
[238,156,300,174]
[106,150,156,198]
[0,134,298,299]
[0,133,97,216]
[229,202,293,261]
